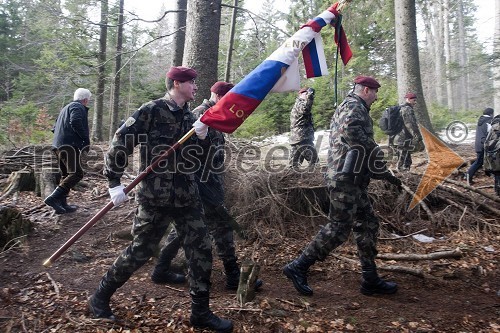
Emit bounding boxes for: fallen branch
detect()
[439,185,500,217]
[45,272,60,297]
[223,307,262,312]
[376,248,462,261]
[379,228,428,240]
[378,265,424,277]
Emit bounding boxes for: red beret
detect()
[404,92,417,99]
[210,81,234,96]
[166,66,197,81]
[354,75,381,89]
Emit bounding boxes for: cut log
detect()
[0,205,33,250]
[236,259,260,305]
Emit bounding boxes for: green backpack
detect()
[484,115,500,173]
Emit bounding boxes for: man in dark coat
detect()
[44,88,91,214]
[466,107,494,185]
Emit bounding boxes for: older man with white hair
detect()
[44,88,91,214]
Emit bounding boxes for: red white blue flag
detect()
[200,4,346,134]
[302,35,329,78]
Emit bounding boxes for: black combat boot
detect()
[151,266,186,284]
[282,253,316,296]
[190,293,233,332]
[151,237,185,284]
[44,186,68,214]
[88,280,119,320]
[360,265,398,296]
[61,195,78,213]
[223,259,263,291]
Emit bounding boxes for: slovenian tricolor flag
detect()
[303,35,328,78]
[200,3,345,134]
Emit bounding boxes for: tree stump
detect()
[0,205,33,250]
[0,167,36,201]
[236,259,260,305]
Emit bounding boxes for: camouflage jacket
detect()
[104,94,208,207]
[324,92,389,187]
[289,91,315,144]
[394,103,422,147]
[192,99,225,169]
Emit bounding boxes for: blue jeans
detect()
[467,151,484,181]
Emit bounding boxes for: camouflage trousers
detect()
[302,181,379,267]
[102,202,213,295]
[289,141,319,168]
[396,148,412,171]
[157,174,236,268]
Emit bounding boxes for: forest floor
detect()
[0,143,499,333]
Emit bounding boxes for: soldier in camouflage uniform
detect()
[289,87,319,168]
[393,92,422,171]
[150,81,262,291]
[283,76,402,297]
[88,67,233,333]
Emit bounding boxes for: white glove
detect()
[193,118,209,140]
[108,184,129,206]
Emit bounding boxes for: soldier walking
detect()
[88,67,233,332]
[283,76,402,297]
[393,92,422,171]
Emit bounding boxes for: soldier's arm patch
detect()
[124,116,136,127]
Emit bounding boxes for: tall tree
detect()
[224,0,238,82]
[442,0,454,112]
[109,0,124,141]
[171,0,187,67]
[494,0,500,114]
[394,0,432,131]
[456,0,468,111]
[91,0,108,142]
[183,0,222,105]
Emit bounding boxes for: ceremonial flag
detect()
[200,4,345,134]
[302,35,329,78]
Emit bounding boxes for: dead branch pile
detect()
[224,166,500,240]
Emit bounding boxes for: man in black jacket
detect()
[44,88,91,214]
[465,107,494,185]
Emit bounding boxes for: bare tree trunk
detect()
[394,0,433,131]
[183,0,223,106]
[171,0,187,67]
[91,0,108,143]
[494,0,500,115]
[443,0,454,112]
[432,0,445,105]
[109,0,124,141]
[456,0,468,111]
[224,0,238,82]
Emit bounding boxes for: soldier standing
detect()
[289,87,319,168]
[283,76,402,297]
[393,92,422,171]
[88,67,233,333]
[150,81,263,291]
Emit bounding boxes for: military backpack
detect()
[484,116,500,173]
[379,105,404,136]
